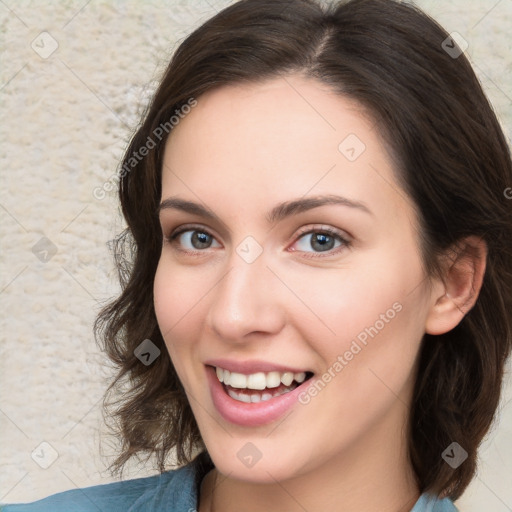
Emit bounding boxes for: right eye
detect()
[165,225,222,253]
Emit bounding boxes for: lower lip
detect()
[206,366,310,427]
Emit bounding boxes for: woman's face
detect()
[154,75,436,483]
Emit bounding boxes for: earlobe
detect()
[425,236,487,335]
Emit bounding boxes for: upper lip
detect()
[205,358,311,375]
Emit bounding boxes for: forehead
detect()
[165,75,373,164]
[161,75,413,227]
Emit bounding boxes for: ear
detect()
[425,235,487,335]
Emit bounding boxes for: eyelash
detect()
[164,224,351,259]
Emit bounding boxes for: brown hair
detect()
[94,0,512,500]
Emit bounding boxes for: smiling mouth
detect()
[212,365,314,403]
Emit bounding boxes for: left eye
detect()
[292,229,348,254]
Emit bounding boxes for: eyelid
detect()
[288,224,352,257]
[168,223,218,240]
[293,224,351,241]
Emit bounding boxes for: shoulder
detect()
[411,492,460,512]
[0,472,175,512]
[0,455,206,512]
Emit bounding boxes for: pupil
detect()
[193,231,211,248]
[312,233,333,252]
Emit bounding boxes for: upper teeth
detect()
[215,367,307,389]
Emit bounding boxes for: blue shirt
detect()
[1,452,459,511]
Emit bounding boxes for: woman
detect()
[2,0,511,510]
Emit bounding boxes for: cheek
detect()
[284,246,426,360]
[153,261,206,372]
[287,253,429,437]
[153,257,211,328]
[295,251,428,419]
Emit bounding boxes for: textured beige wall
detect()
[1,0,511,510]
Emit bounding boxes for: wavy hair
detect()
[94,0,512,500]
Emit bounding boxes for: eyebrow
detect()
[157,194,373,225]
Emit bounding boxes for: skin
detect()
[153,74,486,512]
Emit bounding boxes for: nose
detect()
[206,247,286,344]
